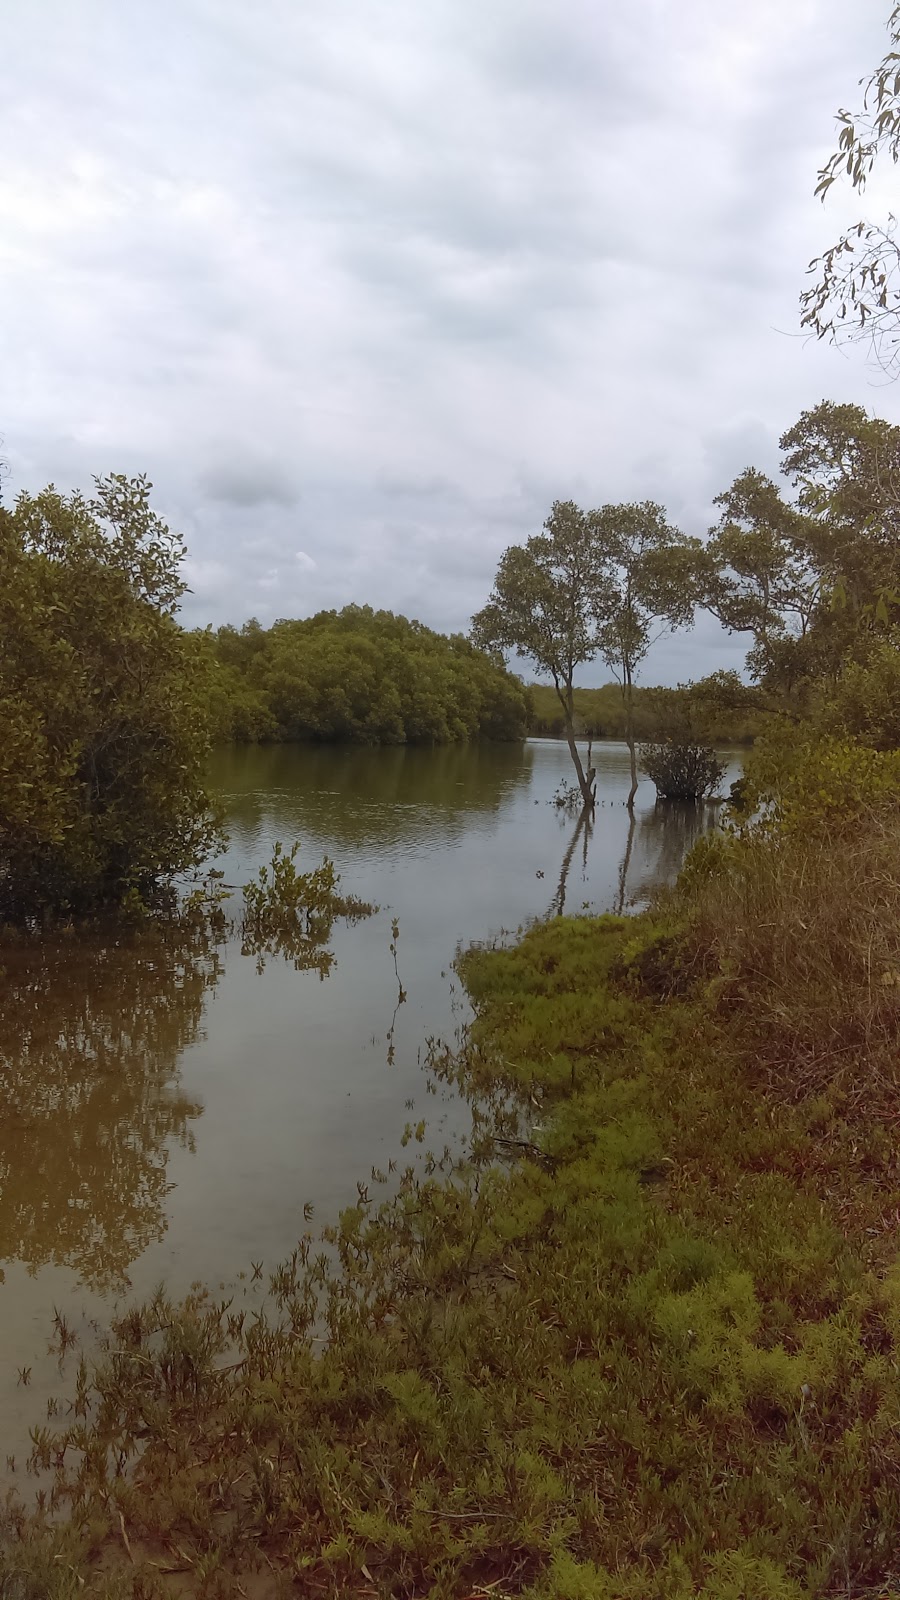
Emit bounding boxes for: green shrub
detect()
[640,741,726,799]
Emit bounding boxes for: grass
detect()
[4,815,900,1596]
[678,805,900,1106]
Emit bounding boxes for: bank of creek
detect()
[0,737,739,1482]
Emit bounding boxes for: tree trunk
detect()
[555,681,595,811]
[624,665,638,809]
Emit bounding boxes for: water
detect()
[0,738,741,1474]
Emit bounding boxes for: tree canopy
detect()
[697,401,900,706]
[592,502,699,804]
[472,499,698,808]
[471,501,613,807]
[197,605,529,748]
[0,476,221,922]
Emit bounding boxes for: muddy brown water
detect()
[0,738,741,1479]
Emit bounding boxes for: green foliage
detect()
[0,476,222,921]
[699,468,822,687]
[240,840,375,974]
[472,500,615,805]
[801,2,900,373]
[472,499,699,806]
[814,632,900,748]
[698,402,900,704]
[197,605,529,747]
[740,729,900,835]
[527,679,762,743]
[640,741,726,800]
[591,501,701,802]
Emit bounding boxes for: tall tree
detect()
[698,403,900,707]
[471,501,613,810]
[592,503,699,807]
[801,4,900,374]
[781,400,900,613]
[699,468,822,690]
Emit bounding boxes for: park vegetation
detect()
[0,476,223,924]
[476,398,900,810]
[471,500,698,809]
[0,487,528,923]
[525,681,761,744]
[8,390,898,922]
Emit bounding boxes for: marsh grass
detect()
[679,804,900,1103]
[5,870,900,1593]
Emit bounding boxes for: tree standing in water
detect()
[472,501,613,812]
[592,501,700,807]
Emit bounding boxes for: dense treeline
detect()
[527,681,761,744]
[193,606,530,746]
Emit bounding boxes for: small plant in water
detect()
[549,778,584,816]
[240,841,375,974]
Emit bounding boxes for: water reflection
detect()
[211,742,535,861]
[0,748,733,1299]
[630,799,724,903]
[0,926,220,1291]
[549,791,731,919]
[550,808,593,918]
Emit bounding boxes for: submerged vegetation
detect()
[239,840,375,976]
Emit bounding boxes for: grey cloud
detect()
[1,0,892,685]
[198,458,302,510]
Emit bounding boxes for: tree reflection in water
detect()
[631,800,724,904]
[549,807,593,918]
[0,924,221,1292]
[550,796,726,919]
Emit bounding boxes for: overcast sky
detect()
[2,0,896,683]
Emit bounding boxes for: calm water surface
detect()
[0,739,741,1472]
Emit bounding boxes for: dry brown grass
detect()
[682,805,900,1101]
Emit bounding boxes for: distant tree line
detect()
[526,682,761,746]
[192,606,530,747]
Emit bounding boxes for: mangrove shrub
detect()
[640,741,726,800]
[0,475,222,921]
